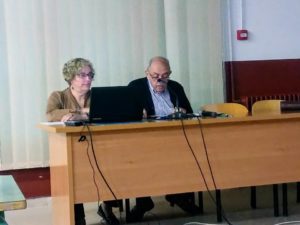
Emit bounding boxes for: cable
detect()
[177,117,233,224]
[179,118,225,219]
[195,118,218,190]
[85,124,119,201]
[85,124,125,222]
[79,127,101,207]
[179,118,216,201]
[195,117,233,225]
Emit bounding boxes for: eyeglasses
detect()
[76,72,95,80]
[148,71,171,80]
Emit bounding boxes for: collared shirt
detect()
[147,79,174,116]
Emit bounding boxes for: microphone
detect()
[201,110,230,118]
[167,85,188,119]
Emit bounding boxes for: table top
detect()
[38,112,300,133]
[0,175,26,211]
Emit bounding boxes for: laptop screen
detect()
[89,86,143,123]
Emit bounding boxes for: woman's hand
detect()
[61,111,89,122]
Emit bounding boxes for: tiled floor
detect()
[4,184,300,225]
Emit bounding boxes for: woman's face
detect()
[70,65,93,93]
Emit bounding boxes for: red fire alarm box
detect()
[237,29,248,40]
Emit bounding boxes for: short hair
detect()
[147,56,170,71]
[63,58,95,84]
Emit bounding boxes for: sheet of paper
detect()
[40,121,65,126]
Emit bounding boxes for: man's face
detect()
[146,60,171,93]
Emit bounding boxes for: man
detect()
[127,56,199,222]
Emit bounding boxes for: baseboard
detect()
[0,167,51,198]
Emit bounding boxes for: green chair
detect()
[0,212,8,225]
[0,175,27,225]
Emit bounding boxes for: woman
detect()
[46,58,93,122]
[46,58,120,225]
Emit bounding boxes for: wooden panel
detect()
[203,119,300,188]
[39,115,300,225]
[49,133,74,225]
[225,59,300,102]
[0,168,50,198]
[72,126,213,202]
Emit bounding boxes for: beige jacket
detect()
[46,88,90,122]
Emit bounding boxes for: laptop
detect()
[88,86,143,123]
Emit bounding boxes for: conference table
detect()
[39,113,300,225]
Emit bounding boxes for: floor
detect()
[4,184,300,225]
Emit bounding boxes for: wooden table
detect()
[0,175,27,225]
[39,114,300,225]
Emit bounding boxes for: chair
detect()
[251,100,287,216]
[251,99,282,115]
[201,102,249,222]
[0,175,26,225]
[0,214,8,225]
[201,102,249,118]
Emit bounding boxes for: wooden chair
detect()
[201,103,249,222]
[251,100,287,216]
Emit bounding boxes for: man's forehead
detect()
[150,62,169,71]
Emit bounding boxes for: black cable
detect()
[85,124,118,201]
[85,124,123,224]
[195,117,234,225]
[82,123,133,224]
[79,127,101,207]
[179,118,226,218]
[179,118,215,199]
[195,118,217,189]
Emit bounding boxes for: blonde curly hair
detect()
[63,58,95,84]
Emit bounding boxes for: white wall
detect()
[0,0,224,169]
[223,0,300,61]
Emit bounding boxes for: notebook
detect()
[88,86,143,123]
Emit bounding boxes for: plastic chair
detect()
[251,100,282,115]
[201,102,249,222]
[0,212,8,225]
[201,102,249,117]
[251,99,287,217]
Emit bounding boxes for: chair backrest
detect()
[251,100,282,116]
[201,103,249,118]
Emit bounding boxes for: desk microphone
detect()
[167,84,188,119]
[155,79,191,119]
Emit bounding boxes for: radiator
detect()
[241,93,300,110]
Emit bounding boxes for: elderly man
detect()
[127,56,199,222]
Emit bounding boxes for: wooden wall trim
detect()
[225,59,300,103]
